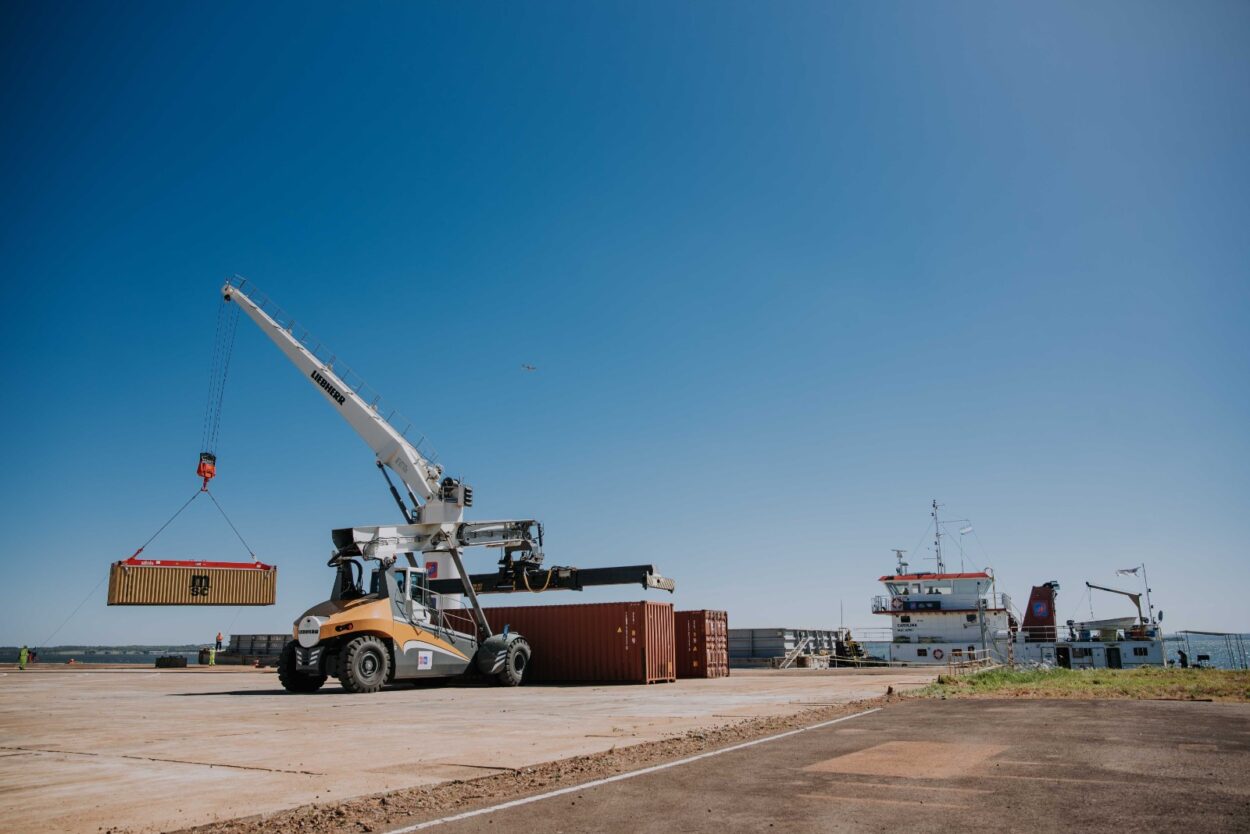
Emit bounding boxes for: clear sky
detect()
[1,2,1247,646]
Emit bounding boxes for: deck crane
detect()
[1084,582,1147,625]
[221,278,672,693]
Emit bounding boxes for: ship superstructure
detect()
[873,502,1165,669]
[873,566,1012,665]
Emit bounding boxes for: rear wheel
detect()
[496,638,530,687]
[339,635,391,693]
[278,641,326,693]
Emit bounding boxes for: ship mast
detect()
[932,499,946,573]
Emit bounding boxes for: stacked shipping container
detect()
[728,627,844,662]
[448,601,676,684]
[674,610,729,678]
[228,634,290,657]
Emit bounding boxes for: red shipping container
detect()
[675,610,730,678]
[449,601,675,683]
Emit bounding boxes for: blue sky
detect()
[1,2,1247,645]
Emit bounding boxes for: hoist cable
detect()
[201,301,239,455]
[205,489,257,561]
[45,489,201,648]
[127,489,204,558]
[200,302,228,452]
[207,304,239,452]
[40,573,109,649]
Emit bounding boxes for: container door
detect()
[1055,646,1071,669]
[1106,647,1122,669]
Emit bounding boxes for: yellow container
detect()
[107,561,276,606]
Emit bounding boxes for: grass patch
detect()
[918,667,1250,702]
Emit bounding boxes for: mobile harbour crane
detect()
[222,277,674,693]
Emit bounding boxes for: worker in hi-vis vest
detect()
[208,646,216,666]
[18,645,28,670]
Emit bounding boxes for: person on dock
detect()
[1177,649,1189,668]
[208,646,216,667]
[215,632,223,651]
[18,645,28,670]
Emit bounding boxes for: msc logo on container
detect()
[189,575,211,597]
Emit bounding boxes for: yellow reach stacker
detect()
[110,278,673,694]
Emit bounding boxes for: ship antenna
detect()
[932,499,946,573]
[892,549,908,574]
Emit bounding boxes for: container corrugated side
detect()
[107,563,276,606]
[227,634,289,654]
[728,627,839,659]
[675,610,729,678]
[453,601,676,683]
[642,601,677,683]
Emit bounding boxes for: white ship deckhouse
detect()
[873,569,1013,665]
[872,502,1165,669]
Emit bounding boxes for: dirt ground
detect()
[0,665,933,833]
[178,699,888,834]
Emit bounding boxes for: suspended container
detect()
[675,610,730,679]
[107,558,276,606]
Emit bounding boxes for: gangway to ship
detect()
[777,636,813,669]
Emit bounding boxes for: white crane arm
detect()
[223,278,447,512]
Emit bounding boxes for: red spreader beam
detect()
[121,556,273,570]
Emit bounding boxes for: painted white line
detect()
[389,707,882,832]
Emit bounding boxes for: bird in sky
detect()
[521,363,537,372]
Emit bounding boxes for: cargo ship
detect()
[873,503,1165,668]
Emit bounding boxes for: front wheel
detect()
[496,638,530,687]
[278,641,327,693]
[338,635,391,693]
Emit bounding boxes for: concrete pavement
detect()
[0,666,932,833]
[415,699,1250,833]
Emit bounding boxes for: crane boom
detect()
[222,276,552,637]
[1085,582,1145,624]
[223,278,457,519]
[219,276,672,643]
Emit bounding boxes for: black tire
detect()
[338,635,391,693]
[496,638,530,687]
[278,641,327,693]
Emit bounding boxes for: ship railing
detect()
[872,592,1013,614]
[1015,623,1161,643]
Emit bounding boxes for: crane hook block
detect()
[197,452,217,490]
